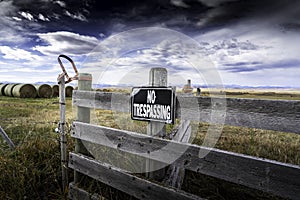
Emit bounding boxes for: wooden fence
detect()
[68,75,300,200]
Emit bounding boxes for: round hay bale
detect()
[65,86,74,97]
[0,84,8,96]
[4,84,19,97]
[12,84,37,98]
[52,85,59,97]
[35,84,52,98]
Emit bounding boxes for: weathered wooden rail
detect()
[73,90,300,134]
[69,90,300,200]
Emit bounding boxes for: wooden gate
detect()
[68,71,300,200]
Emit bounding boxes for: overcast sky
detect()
[0,0,300,87]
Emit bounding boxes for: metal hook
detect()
[57,54,79,83]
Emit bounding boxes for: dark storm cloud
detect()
[11,0,89,19]
[211,39,259,51]
[84,0,300,36]
[224,59,300,73]
[196,0,300,26]
[1,0,198,43]
[280,23,300,32]
[81,0,209,35]
[3,0,300,37]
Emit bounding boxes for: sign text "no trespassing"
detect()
[131,87,175,124]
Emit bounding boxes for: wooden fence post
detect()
[148,67,167,136]
[146,67,167,179]
[75,73,92,183]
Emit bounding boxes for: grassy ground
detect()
[0,90,299,199]
[199,88,300,100]
[0,96,74,199]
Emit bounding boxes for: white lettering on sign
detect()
[147,90,156,104]
[133,103,171,120]
[131,87,174,124]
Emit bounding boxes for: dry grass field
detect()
[200,88,300,100]
[0,88,299,199]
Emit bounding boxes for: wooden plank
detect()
[170,120,191,142]
[177,96,300,134]
[164,120,191,188]
[69,182,105,200]
[71,121,300,200]
[72,91,300,134]
[69,152,204,200]
[72,90,130,112]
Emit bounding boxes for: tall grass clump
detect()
[0,130,60,199]
[0,96,74,199]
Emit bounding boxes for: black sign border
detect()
[131,86,176,124]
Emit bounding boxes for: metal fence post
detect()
[0,126,15,149]
[58,74,68,192]
[75,73,92,183]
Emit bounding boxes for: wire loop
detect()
[57,54,78,83]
